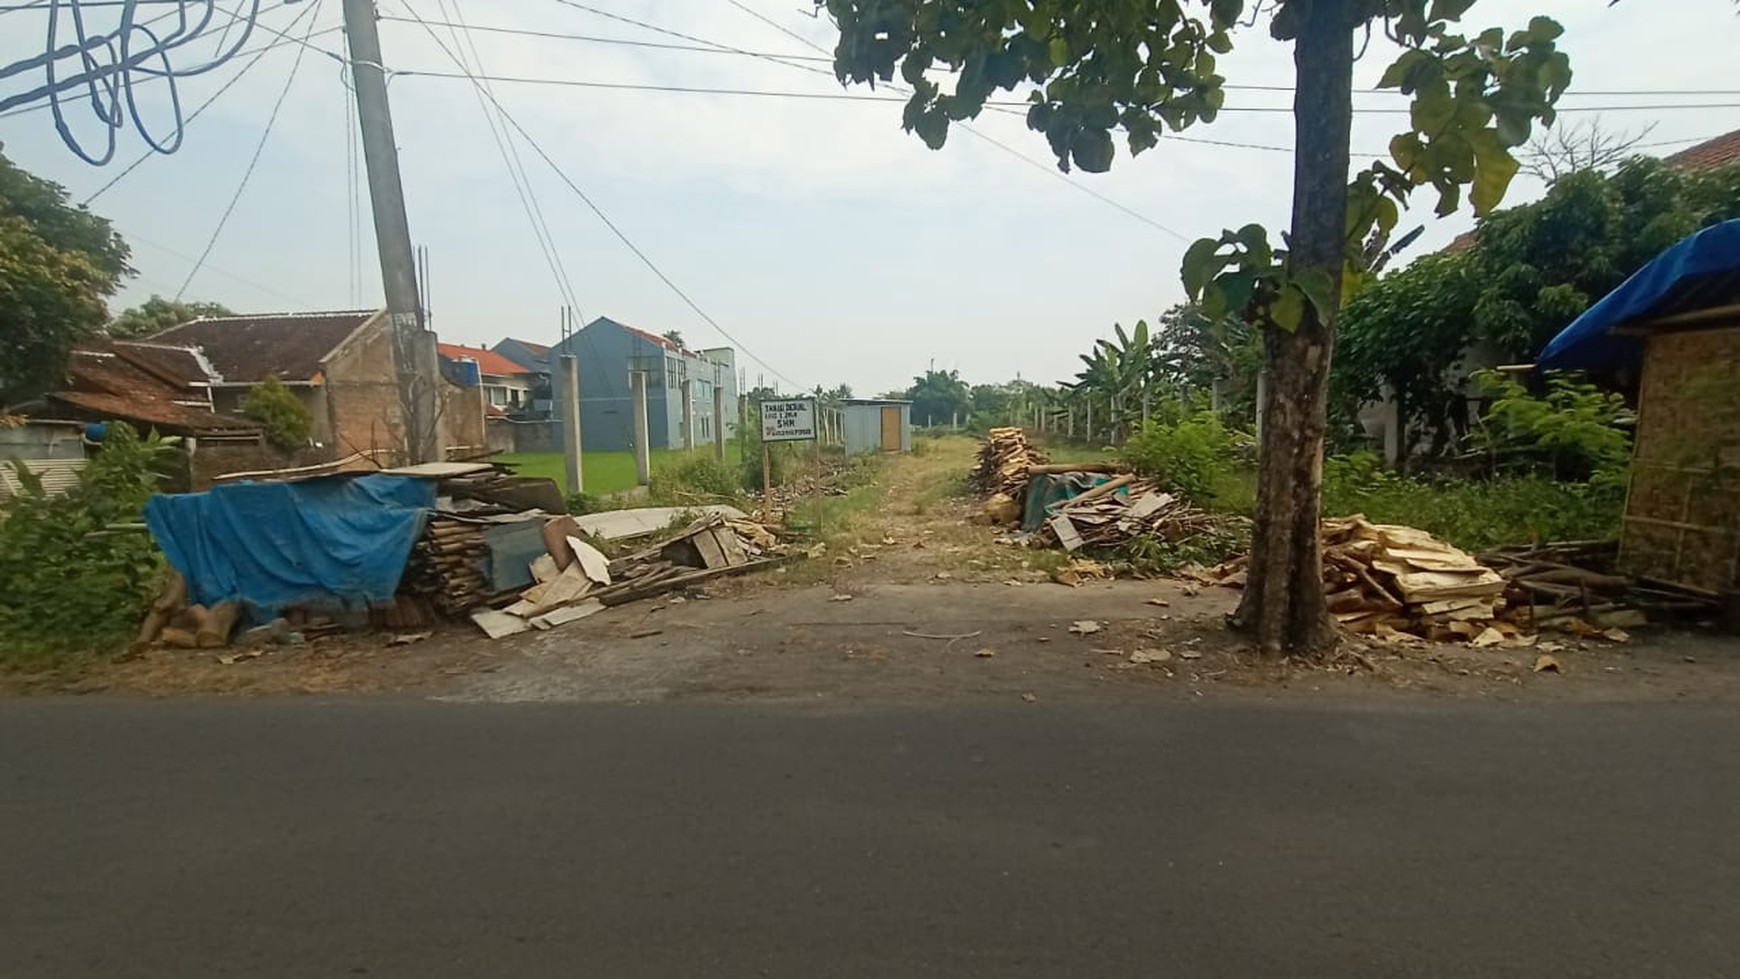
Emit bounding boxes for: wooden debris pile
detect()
[1216,516,1511,643]
[972,427,1048,500]
[1480,541,1671,633]
[469,514,789,639]
[1033,480,1224,552]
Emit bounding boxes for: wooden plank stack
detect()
[403,515,499,614]
[972,427,1048,500]
[1216,516,1508,641]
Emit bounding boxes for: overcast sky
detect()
[3,0,1738,396]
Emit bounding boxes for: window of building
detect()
[486,386,508,406]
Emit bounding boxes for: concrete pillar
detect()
[681,378,696,451]
[631,371,651,486]
[713,377,727,462]
[559,354,582,495]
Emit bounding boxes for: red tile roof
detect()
[1663,129,1740,172]
[1440,129,1740,257]
[436,343,533,378]
[150,311,379,383]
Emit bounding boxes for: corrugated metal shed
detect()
[0,458,88,499]
[841,400,912,455]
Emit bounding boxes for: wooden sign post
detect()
[760,398,819,529]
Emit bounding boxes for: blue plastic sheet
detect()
[144,474,434,614]
[1540,219,1740,370]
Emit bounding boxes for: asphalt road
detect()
[3,696,1737,978]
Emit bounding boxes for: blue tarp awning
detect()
[1539,219,1740,371]
[144,474,435,615]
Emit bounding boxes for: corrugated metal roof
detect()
[0,458,87,499]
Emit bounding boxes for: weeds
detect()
[0,425,176,663]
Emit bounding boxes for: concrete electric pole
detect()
[342,0,443,464]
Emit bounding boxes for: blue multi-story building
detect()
[496,318,736,453]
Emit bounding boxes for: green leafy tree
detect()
[818,0,1570,651]
[905,367,970,426]
[109,295,232,339]
[240,375,313,452]
[0,146,132,405]
[662,330,687,349]
[1338,158,1740,452]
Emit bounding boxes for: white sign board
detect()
[760,399,817,442]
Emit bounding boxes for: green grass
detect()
[500,445,743,498]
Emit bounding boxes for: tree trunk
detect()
[1229,0,1354,655]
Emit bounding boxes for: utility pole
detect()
[343,0,442,464]
[559,306,583,495]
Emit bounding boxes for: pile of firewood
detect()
[1032,481,1225,551]
[403,516,495,614]
[1215,516,1510,642]
[469,514,790,639]
[972,427,1048,499]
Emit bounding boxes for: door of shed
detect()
[880,406,902,452]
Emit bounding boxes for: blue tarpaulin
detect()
[1539,219,1740,370]
[144,474,435,614]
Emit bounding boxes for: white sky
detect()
[3,0,1738,395]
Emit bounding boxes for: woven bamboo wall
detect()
[1619,323,1740,592]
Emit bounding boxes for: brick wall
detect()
[323,320,405,461]
[184,438,325,489]
[442,379,487,457]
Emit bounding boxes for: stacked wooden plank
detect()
[1033,482,1224,552]
[1216,516,1508,641]
[972,427,1048,499]
[404,515,494,614]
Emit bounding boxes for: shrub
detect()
[240,375,313,452]
[1119,412,1238,503]
[1320,451,1624,552]
[650,454,741,503]
[1473,370,1632,482]
[0,425,178,662]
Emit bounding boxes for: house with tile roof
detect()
[144,310,487,461]
[438,343,537,417]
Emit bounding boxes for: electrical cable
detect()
[2,0,270,164]
[77,3,326,202]
[433,0,584,322]
[392,3,806,391]
[386,71,1740,116]
[173,0,319,298]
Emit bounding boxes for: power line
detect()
[394,0,805,395]
[392,5,1740,102]
[78,6,330,203]
[423,0,591,336]
[384,71,1740,116]
[175,0,321,298]
[376,15,834,62]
